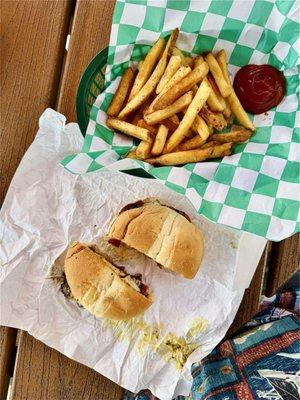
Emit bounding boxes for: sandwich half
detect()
[108,199,204,279]
[64,242,152,320]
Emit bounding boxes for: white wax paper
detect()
[0,109,266,400]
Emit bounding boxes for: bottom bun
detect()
[64,242,152,320]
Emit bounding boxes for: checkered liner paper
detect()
[62,0,300,241]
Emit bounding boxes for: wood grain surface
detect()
[0,327,17,400]
[57,0,115,121]
[8,1,123,399]
[11,332,123,400]
[266,233,299,296]
[0,0,73,205]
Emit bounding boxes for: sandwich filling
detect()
[119,198,191,222]
[74,244,150,298]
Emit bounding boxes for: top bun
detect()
[65,242,152,320]
[108,199,204,279]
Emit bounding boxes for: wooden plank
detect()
[226,242,271,337]
[11,1,122,399]
[11,332,123,400]
[266,233,299,296]
[0,0,73,205]
[57,0,115,121]
[0,327,17,400]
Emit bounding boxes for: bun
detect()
[64,242,152,320]
[108,199,204,279]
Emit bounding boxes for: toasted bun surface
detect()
[108,200,204,279]
[64,242,152,320]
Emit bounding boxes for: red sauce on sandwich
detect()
[233,65,286,114]
[108,238,121,247]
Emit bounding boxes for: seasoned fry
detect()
[192,56,225,112]
[192,115,210,142]
[164,80,211,152]
[160,118,179,132]
[216,50,231,85]
[107,68,134,117]
[156,55,181,94]
[153,62,209,111]
[200,141,218,149]
[137,60,143,71]
[199,105,227,131]
[151,124,169,156]
[216,50,255,131]
[172,47,188,66]
[194,55,204,68]
[146,143,232,165]
[207,142,232,159]
[205,53,231,98]
[119,29,178,119]
[185,56,194,68]
[128,38,165,101]
[169,114,180,124]
[126,149,139,159]
[131,110,143,125]
[177,135,206,151]
[146,66,191,115]
[144,91,193,125]
[137,119,158,134]
[211,128,252,143]
[107,118,152,142]
[136,140,153,159]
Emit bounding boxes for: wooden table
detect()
[1,1,299,399]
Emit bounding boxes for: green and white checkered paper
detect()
[62,0,300,241]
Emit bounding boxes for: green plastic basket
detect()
[76,47,152,179]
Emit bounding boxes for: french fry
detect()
[216,50,231,84]
[160,118,179,132]
[185,56,194,68]
[164,80,211,152]
[106,118,152,142]
[136,140,153,159]
[192,115,210,142]
[126,149,139,159]
[131,110,143,125]
[169,114,179,124]
[200,141,218,149]
[194,55,204,68]
[146,66,191,114]
[205,53,231,98]
[216,50,255,131]
[191,56,225,112]
[151,124,169,156]
[177,135,206,151]
[211,128,252,143]
[137,119,158,134]
[153,62,209,111]
[146,143,232,165]
[107,68,134,117]
[199,105,227,131]
[144,91,193,125]
[128,38,165,101]
[207,142,232,159]
[172,47,188,66]
[119,29,179,119]
[156,55,181,94]
[137,60,143,71]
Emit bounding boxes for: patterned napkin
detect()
[62,0,299,241]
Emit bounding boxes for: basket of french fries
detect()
[68,1,299,241]
[105,28,255,165]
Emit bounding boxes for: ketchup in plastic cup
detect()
[233,65,286,115]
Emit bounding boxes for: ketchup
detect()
[233,65,286,114]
